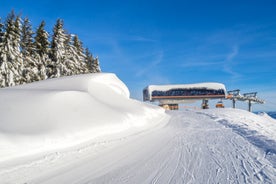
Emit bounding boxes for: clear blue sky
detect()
[1,0,276,111]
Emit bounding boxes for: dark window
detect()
[151,88,225,97]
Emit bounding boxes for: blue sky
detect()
[1,0,276,111]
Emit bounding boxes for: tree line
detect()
[0,10,101,88]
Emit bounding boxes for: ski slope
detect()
[0,73,276,184]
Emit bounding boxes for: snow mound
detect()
[0,73,167,161]
[204,108,276,140]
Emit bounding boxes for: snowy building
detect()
[143,82,227,110]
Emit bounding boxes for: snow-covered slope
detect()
[203,108,276,140]
[0,73,166,161]
[0,74,276,184]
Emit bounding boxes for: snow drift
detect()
[0,73,167,161]
[203,108,276,140]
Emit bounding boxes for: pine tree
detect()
[0,18,4,43]
[72,35,83,56]
[12,15,24,85]
[62,34,76,75]
[85,48,101,73]
[21,17,34,57]
[49,19,67,78]
[71,35,87,74]
[21,17,40,83]
[0,11,23,87]
[34,21,49,57]
[93,56,101,72]
[0,18,5,86]
[34,20,49,80]
[0,11,101,88]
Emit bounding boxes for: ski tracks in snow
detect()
[1,110,276,184]
[90,110,276,184]
[201,111,276,170]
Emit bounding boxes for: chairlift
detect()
[216,100,224,108]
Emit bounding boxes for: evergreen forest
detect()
[0,11,101,88]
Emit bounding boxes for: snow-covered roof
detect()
[146,82,226,92]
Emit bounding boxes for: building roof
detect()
[146,82,226,93]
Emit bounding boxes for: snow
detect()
[0,73,166,161]
[0,73,276,184]
[202,108,276,141]
[146,82,226,93]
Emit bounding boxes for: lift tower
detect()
[243,92,264,112]
[227,90,265,112]
[227,89,241,108]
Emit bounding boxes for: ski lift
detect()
[216,100,224,108]
[201,99,209,109]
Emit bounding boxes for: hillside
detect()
[0,74,275,184]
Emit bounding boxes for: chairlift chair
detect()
[216,100,224,108]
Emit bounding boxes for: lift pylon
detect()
[227,90,265,112]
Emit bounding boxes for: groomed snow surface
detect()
[0,73,275,184]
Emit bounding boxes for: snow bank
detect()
[200,108,276,167]
[0,73,167,161]
[204,108,276,141]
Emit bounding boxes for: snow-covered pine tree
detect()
[92,56,101,72]
[72,35,83,55]
[0,18,4,43]
[85,48,101,73]
[84,48,93,73]
[62,34,76,76]
[0,11,23,87]
[21,17,40,83]
[13,15,24,84]
[34,20,49,80]
[0,11,101,88]
[21,17,34,57]
[71,35,88,74]
[0,18,4,87]
[49,19,68,78]
[34,21,49,58]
